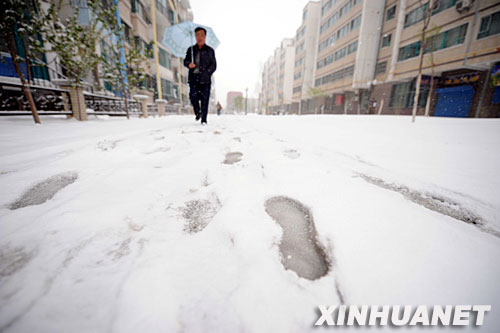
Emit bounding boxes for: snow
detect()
[0,114,499,332]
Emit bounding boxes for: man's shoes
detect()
[195,113,201,121]
[201,122,207,126]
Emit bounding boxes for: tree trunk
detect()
[120,74,130,119]
[7,33,40,124]
[425,73,434,117]
[412,32,426,123]
[123,91,130,120]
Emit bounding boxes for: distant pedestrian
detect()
[216,101,222,115]
[184,27,217,125]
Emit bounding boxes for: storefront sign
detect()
[443,73,480,86]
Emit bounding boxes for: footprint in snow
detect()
[181,194,221,233]
[265,196,329,280]
[9,172,78,210]
[223,152,243,165]
[283,149,300,159]
[97,139,119,151]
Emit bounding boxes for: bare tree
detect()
[424,24,441,117]
[411,0,436,123]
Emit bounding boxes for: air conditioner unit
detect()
[456,0,473,13]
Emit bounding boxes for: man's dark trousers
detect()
[189,82,211,123]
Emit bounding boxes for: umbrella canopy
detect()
[161,21,220,58]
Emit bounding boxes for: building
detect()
[117,0,193,105]
[370,0,500,117]
[226,91,243,111]
[261,38,296,114]
[292,1,321,114]
[261,0,500,118]
[312,0,385,114]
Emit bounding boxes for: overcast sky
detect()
[188,0,314,107]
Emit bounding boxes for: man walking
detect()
[184,27,217,125]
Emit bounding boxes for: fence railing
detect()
[147,103,158,115]
[84,92,141,116]
[0,82,72,116]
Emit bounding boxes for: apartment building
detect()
[261,58,274,113]
[261,0,499,118]
[371,0,500,117]
[311,0,385,114]
[121,0,192,105]
[292,1,321,114]
[261,38,296,114]
[226,91,243,111]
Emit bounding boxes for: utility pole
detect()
[245,87,248,115]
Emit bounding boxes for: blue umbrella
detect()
[161,21,220,60]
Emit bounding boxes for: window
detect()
[337,24,349,39]
[375,61,387,75]
[168,8,175,24]
[382,33,391,48]
[315,65,355,86]
[294,71,302,80]
[321,0,337,17]
[335,47,346,60]
[134,37,152,57]
[161,78,173,96]
[347,40,358,54]
[389,79,429,108]
[339,1,352,18]
[350,15,362,30]
[398,41,421,61]
[325,54,333,65]
[386,5,396,21]
[131,0,150,24]
[303,9,307,20]
[159,47,171,69]
[404,3,428,28]
[478,11,500,39]
[389,82,411,108]
[122,21,131,43]
[328,34,336,46]
[425,23,467,53]
[432,0,456,15]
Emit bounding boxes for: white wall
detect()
[352,0,386,89]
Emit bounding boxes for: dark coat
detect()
[183,44,217,85]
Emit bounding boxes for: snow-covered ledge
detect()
[133,94,149,100]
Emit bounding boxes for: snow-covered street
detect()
[0,114,499,332]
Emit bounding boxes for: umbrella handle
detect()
[190,31,194,66]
